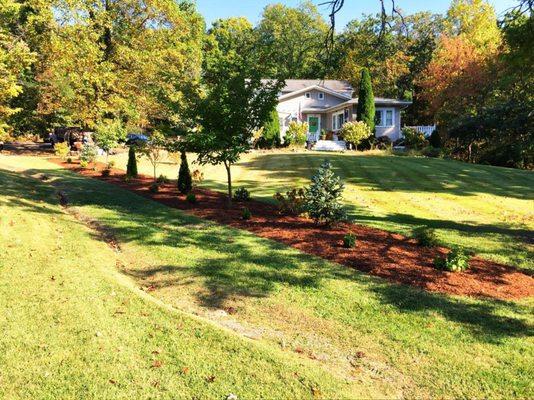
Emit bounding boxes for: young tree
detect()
[93,119,126,163]
[191,17,284,204]
[138,131,166,182]
[177,151,192,194]
[126,145,138,178]
[339,121,371,150]
[356,68,376,133]
[304,160,346,226]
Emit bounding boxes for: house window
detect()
[332,111,345,131]
[375,109,395,127]
[318,92,325,100]
[305,92,311,99]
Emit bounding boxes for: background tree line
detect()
[0,0,532,168]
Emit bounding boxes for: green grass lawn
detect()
[2,155,533,399]
[103,149,534,270]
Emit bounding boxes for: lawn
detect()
[103,149,534,271]
[2,155,533,399]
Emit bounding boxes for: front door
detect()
[307,115,320,141]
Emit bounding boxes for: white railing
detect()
[404,125,436,137]
[307,132,320,142]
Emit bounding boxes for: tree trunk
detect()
[224,161,232,205]
[153,164,157,182]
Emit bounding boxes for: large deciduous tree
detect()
[257,1,329,78]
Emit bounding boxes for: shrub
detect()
[192,169,204,184]
[126,146,138,178]
[343,233,357,248]
[93,119,126,163]
[304,160,346,226]
[108,160,116,168]
[429,129,441,148]
[413,226,438,247]
[186,192,197,204]
[402,128,427,149]
[434,248,470,272]
[66,157,73,164]
[421,146,441,158]
[261,108,281,148]
[340,121,372,150]
[54,142,70,159]
[375,135,392,150]
[80,160,88,169]
[242,207,251,220]
[79,144,98,165]
[149,182,160,193]
[177,152,192,194]
[157,174,169,184]
[273,188,306,216]
[285,121,307,147]
[101,168,111,177]
[233,187,251,202]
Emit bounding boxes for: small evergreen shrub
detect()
[66,157,73,164]
[273,188,306,216]
[177,152,193,194]
[80,144,98,165]
[434,248,470,272]
[233,187,251,202]
[54,142,70,159]
[413,226,438,247]
[343,233,357,248]
[304,160,346,226]
[157,174,169,184]
[149,182,160,193]
[101,168,111,177]
[126,146,138,177]
[242,207,251,220]
[422,146,441,158]
[429,129,441,148]
[186,193,197,204]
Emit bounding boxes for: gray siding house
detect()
[274,80,411,150]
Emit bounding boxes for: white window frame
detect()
[305,92,311,99]
[332,111,345,131]
[318,92,325,100]
[376,108,395,127]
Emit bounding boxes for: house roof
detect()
[323,98,412,112]
[280,79,353,94]
[279,84,352,101]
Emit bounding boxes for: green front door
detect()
[308,116,319,134]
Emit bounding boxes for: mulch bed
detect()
[51,159,534,301]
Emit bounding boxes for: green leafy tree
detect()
[126,145,138,178]
[257,1,329,78]
[93,119,126,163]
[191,17,284,203]
[177,151,192,194]
[304,160,346,226]
[356,68,376,133]
[339,121,371,150]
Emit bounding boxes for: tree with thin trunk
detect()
[189,18,284,204]
[138,131,166,182]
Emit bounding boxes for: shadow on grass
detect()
[1,166,532,343]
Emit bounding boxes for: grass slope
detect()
[105,150,534,270]
[0,157,360,399]
[2,155,533,399]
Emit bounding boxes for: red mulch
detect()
[52,159,534,301]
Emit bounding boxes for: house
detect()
[274,79,411,150]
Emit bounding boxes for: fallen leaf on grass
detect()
[180,367,190,375]
[109,379,117,385]
[206,375,216,383]
[311,387,322,398]
[151,360,162,368]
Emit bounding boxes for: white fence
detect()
[404,125,436,137]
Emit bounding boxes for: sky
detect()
[195,0,518,29]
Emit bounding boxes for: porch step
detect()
[313,140,346,152]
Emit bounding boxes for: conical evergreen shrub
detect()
[177,151,192,194]
[304,160,346,226]
[356,68,376,133]
[126,146,138,178]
